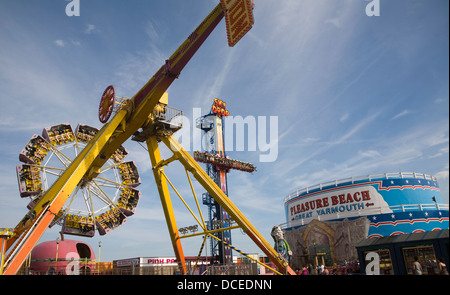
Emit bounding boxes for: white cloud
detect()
[85,24,97,34]
[358,150,382,159]
[303,137,320,144]
[54,39,81,48]
[435,170,449,180]
[228,173,281,214]
[54,39,65,47]
[340,112,349,122]
[276,111,382,181]
[112,27,168,95]
[391,109,411,120]
[325,17,342,28]
[0,51,81,132]
[203,50,236,103]
[427,146,449,159]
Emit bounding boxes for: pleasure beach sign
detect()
[286,185,392,223]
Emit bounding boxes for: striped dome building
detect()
[281,172,449,267]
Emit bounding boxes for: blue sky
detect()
[0,0,448,262]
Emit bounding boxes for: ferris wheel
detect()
[16,122,141,238]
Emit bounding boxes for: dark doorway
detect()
[76,243,91,259]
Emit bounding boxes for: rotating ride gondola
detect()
[16,122,141,237]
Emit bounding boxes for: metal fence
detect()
[202,263,257,275]
[111,262,258,275]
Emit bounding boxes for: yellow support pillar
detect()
[160,135,296,275]
[1,228,13,275]
[146,136,187,275]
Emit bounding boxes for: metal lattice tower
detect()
[196,112,232,265]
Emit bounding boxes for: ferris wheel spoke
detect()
[73,139,81,158]
[86,182,116,208]
[35,164,65,174]
[48,145,73,168]
[90,180,123,213]
[87,188,98,230]
[95,175,126,189]
[42,151,55,168]
[35,163,66,191]
[81,186,95,216]
[98,162,121,174]
[64,183,83,214]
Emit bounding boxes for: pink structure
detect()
[30,239,96,275]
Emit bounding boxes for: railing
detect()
[116,97,184,131]
[108,261,257,275]
[203,263,256,275]
[284,172,439,203]
[389,203,449,212]
[154,105,183,129]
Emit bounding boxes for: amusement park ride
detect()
[0,0,295,275]
[195,98,257,266]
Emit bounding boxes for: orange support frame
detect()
[146,137,187,275]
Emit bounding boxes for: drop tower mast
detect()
[195,99,256,265]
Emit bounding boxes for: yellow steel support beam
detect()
[179,225,241,239]
[191,235,208,275]
[160,170,206,232]
[185,170,207,230]
[207,233,283,275]
[160,135,296,275]
[86,4,225,177]
[1,228,13,275]
[146,136,187,275]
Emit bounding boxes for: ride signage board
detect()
[221,0,255,47]
[211,98,230,117]
[286,186,393,223]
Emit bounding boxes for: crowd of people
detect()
[295,261,361,275]
[45,125,74,146]
[193,151,256,173]
[95,208,127,234]
[62,207,128,237]
[117,188,140,215]
[412,256,449,275]
[118,162,140,187]
[294,257,449,275]
[76,124,99,143]
[63,214,95,236]
[21,135,51,165]
[17,164,43,196]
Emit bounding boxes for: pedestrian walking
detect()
[413,256,422,275]
[438,257,449,275]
